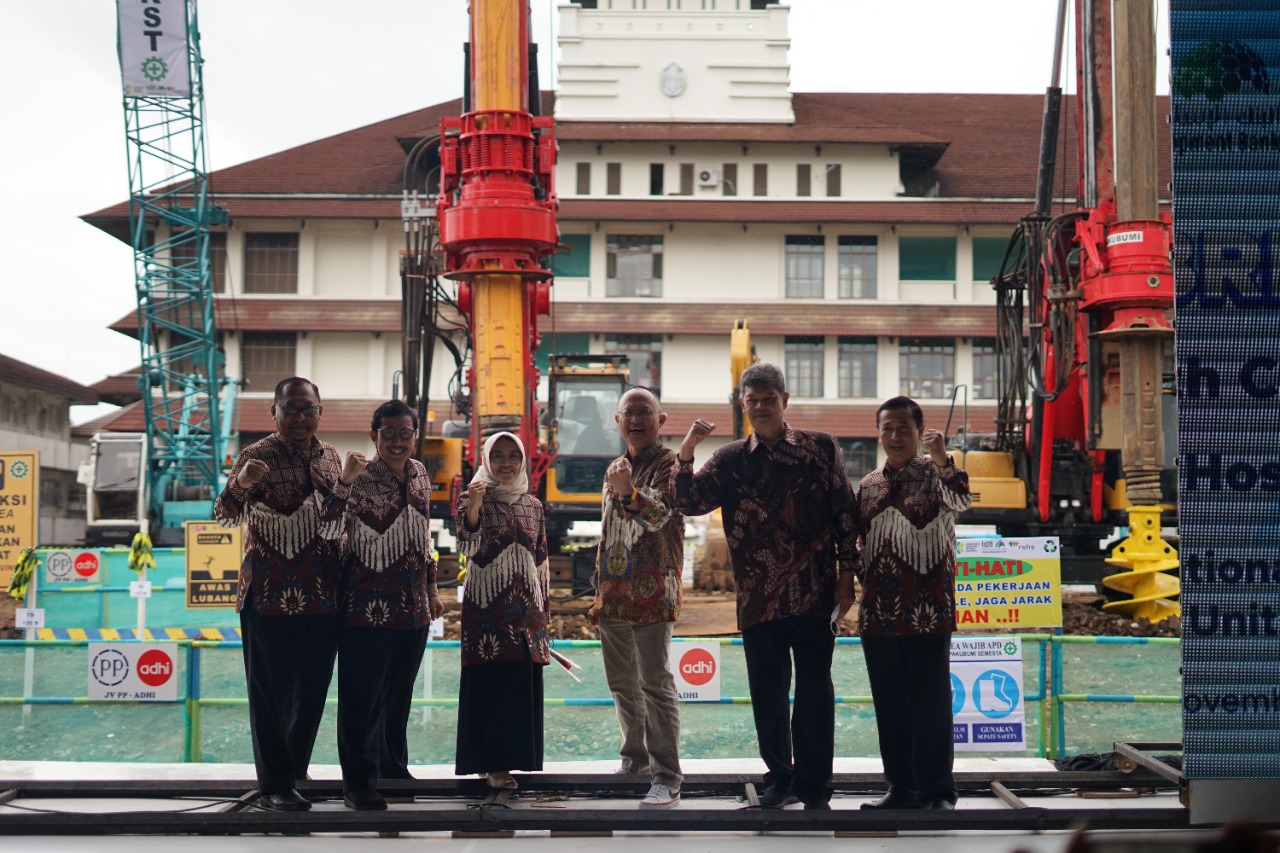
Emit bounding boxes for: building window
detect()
[837,236,877,298]
[550,234,591,278]
[785,336,824,397]
[606,162,621,195]
[972,338,998,399]
[649,163,665,196]
[753,163,767,196]
[605,334,662,395]
[243,232,299,294]
[171,231,228,293]
[826,164,842,197]
[797,163,812,197]
[899,236,957,281]
[838,437,878,482]
[575,162,591,195]
[240,332,296,393]
[680,163,694,195]
[606,235,663,297]
[785,235,824,298]
[972,236,1008,283]
[837,337,877,398]
[722,163,737,196]
[899,338,955,400]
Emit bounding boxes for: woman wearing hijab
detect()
[453,431,550,790]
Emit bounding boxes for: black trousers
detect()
[337,625,430,792]
[239,609,340,795]
[862,633,957,804]
[741,614,835,805]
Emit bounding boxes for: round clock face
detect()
[661,63,686,97]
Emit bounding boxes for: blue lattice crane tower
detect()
[106,0,232,545]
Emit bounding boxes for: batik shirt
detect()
[454,492,550,667]
[340,456,438,630]
[671,424,859,631]
[854,455,972,636]
[591,441,684,624]
[215,433,348,615]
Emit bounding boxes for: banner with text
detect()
[1171,2,1280,781]
[118,0,191,97]
[44,549,102,584]
[185,521,242,608]
[670,641,721,702]
[0,451,39,591]
[951,636,1025,752]
[955,537,1062,630]
[88,643,179,702]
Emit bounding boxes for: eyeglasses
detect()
[617,409,657,420]
[280,405,321,417]
[377,427,418,440]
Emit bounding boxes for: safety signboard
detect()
[87,643,179,702]
[955,537,1063,629]
[185,521,242,608]
[671,641,721,702]
[951,636,1025,752]
[0,451,38,591]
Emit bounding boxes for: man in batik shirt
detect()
[216,376,364,811]
[855,396,971,812]
[589,386,684,808]
[673,363,859,811]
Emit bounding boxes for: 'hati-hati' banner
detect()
[954,537,1063,630]
[118,0,190,97]
[1172,0,1280,801]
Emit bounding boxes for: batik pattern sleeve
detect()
[671,442,736,518]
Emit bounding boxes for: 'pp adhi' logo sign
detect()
[671,642,721,702]
[88,643,179,701]
[45,550,102,584]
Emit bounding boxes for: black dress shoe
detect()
[756,783,799,808]
[860,790,922,810]
[344,788,388,811]
[924,798,955,811]
[803,801,832,811]
[260,789,311,811]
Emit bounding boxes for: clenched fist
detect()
[341,451,368,486]
[237,458,269,489]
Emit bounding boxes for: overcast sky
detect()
[0,1,1171,422]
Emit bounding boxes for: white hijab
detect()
[469,431,530,504]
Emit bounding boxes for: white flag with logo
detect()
[118,0,191,97]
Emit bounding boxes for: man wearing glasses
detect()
[589,386,685,808]
[673,363,859,811]
[216,376,365,811]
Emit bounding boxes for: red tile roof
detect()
[0,352,98,405]
[82,92,1172,236]
[89,368,144,407]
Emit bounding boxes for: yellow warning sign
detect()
[0,451,39,591]
[184,521,242,608]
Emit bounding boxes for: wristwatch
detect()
[620,488,638,507]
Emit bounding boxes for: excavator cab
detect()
[542,354,629,547]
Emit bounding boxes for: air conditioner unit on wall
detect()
[696,167,720,188]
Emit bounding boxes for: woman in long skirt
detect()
[454,431,550,789]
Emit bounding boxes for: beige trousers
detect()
[598,618,683,789]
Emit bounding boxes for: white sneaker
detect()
[640,783,680,808]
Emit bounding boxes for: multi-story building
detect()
[0,353,97,545]
[83,0,1170,484]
